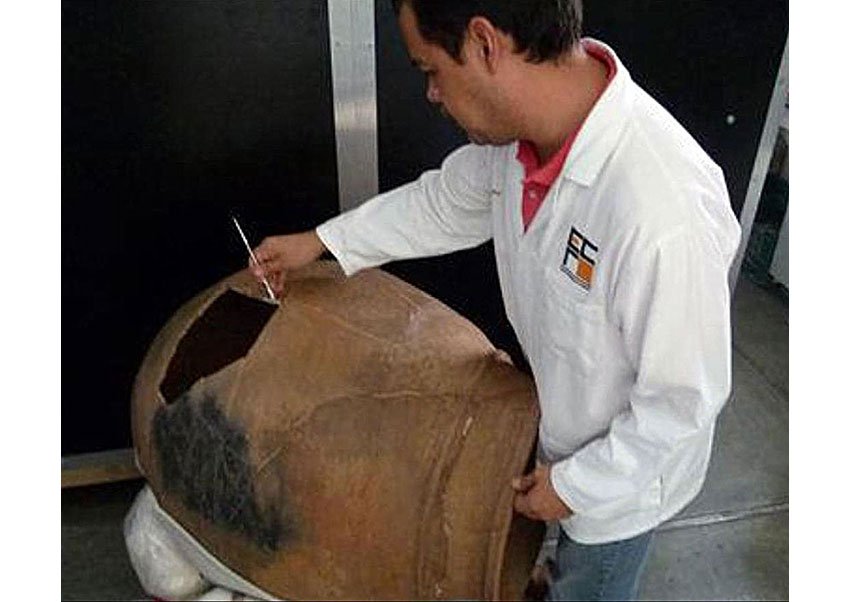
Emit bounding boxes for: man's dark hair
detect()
[391,0,583,64]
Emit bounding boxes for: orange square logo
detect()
[561,227,598,290]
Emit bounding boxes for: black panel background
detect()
[375,0,788,369]
[62,0,338,454]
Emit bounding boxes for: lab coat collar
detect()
[556,39,635,188]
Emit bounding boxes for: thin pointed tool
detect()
[231,215,278,303]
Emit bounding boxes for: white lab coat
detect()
[316,40,741,544]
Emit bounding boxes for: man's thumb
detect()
[511,473,536,492]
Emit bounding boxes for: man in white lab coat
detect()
[250,1,741,599]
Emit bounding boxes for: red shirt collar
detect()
[516,40,617,187]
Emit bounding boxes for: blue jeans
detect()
[545,526,654,601]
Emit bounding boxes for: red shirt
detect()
[517,41,617,231]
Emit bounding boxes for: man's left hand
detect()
[512,464,572,522]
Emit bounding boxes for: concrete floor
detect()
[637,275,788,600]
[61,274,788,601]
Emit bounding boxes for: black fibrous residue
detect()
[153,392,294,552]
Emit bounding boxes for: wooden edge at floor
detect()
[62,448,142,488]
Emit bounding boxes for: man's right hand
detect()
[250,230,327,297]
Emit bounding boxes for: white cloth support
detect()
[125,485,279,601]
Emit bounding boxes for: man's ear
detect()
[466,16,503,73]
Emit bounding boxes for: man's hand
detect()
[512,464,572,522]
[250,230,326,296]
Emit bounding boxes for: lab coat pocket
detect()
[541,269,604,376]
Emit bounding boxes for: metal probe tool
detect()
[232,215,278,304]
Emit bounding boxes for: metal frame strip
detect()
[327,0,380,212]
[729,39,789,291]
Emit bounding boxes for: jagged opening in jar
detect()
[159,289,277,404]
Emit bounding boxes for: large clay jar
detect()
[132,261,544,600]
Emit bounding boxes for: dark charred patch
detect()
[160,289,276,404]
[153,392,294,552]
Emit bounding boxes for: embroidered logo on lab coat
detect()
[561,227,598,290]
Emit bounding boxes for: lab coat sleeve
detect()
[550,225,737,518]
[315,144,495,276]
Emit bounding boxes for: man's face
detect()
[398,3,515,146]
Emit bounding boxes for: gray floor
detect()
[638,275,788,601]
[61,274,789,601]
